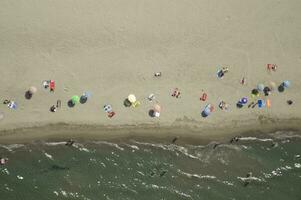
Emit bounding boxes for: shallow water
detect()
[0,131,301,200]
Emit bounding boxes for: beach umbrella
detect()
[128,94,136,103]
[154,104,161,113]
[29,86,37,94]
[283,80,291,88]
[257,84,265,91]
[269,81,276,90]
[264,87,271,96]
[251,89,259,96]
[203,104,212,116]
[71,95,80,105]
[240,97,248,104]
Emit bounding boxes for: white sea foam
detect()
[237,176,264,182]
[173,189,192,199]
[239,137,273,142]
[73,143,91,153]
[126,144,140,150]
[1,168,10,175]
[44,152,53,160]
[45,142,66,146]
[0,144,25,151]
[294,163,301,168]
[177,169,216,180]
[94,141,124,151]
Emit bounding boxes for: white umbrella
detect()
[128,94,136,103]
[269,81,276,90]
[154,104,161,112]
[29,86,37,94]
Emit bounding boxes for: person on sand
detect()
[3,99,10,104]
[171,88,180,98]
[56,100,61,108]
[50,105,57,112]
[217,67,229,79]
[240,77,246,85]
[65,139,74,147]
[230,136,240,143]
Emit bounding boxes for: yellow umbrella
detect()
[128,94,136,103]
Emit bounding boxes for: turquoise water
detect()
[0,131,301,200]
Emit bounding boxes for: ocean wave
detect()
[132,141,200,160]
[0,144,25,151]
[45,142,66,146]
[294,163,301,168]
[237,176,265,182]
[44,152,54,160]
[125,144,140,150]
[93,141,124,151]
[269,131,301,140]
[263,164,296,179]
[239,137,273,142]
[177,169,216,180]
[73,143,91,153]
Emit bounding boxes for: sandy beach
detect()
[1,0,301,143]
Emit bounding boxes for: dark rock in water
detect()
[160,170,167,177]
[51,165,70,171]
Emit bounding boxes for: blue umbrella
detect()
[257,84,265,91]
[202,104,213,117]
[240,97,248,104]
[282,80,291,88]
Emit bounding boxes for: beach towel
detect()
[108,111,115,118]
[50,80,55,91]
[266,99,271,108]
[132,101,140,108]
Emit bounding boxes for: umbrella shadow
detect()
[67,100,75,108]
[124,99,132,107]
[201,111,209,117]
[278,85,285,93]
[80,96,88,104]
[149,109,155,117]
[25,91,32,100]
[236,102,243,108]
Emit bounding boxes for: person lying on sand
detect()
[50,105,57,112]
[171,88,181,98]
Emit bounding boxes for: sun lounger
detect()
[258,100,266,108]
[50,80,55,92]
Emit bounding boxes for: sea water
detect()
[0,131,301,200]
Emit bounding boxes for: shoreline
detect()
[1,117,301,145]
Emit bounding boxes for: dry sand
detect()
[1,0,301,143]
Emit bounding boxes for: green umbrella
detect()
[71,95,80,105]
